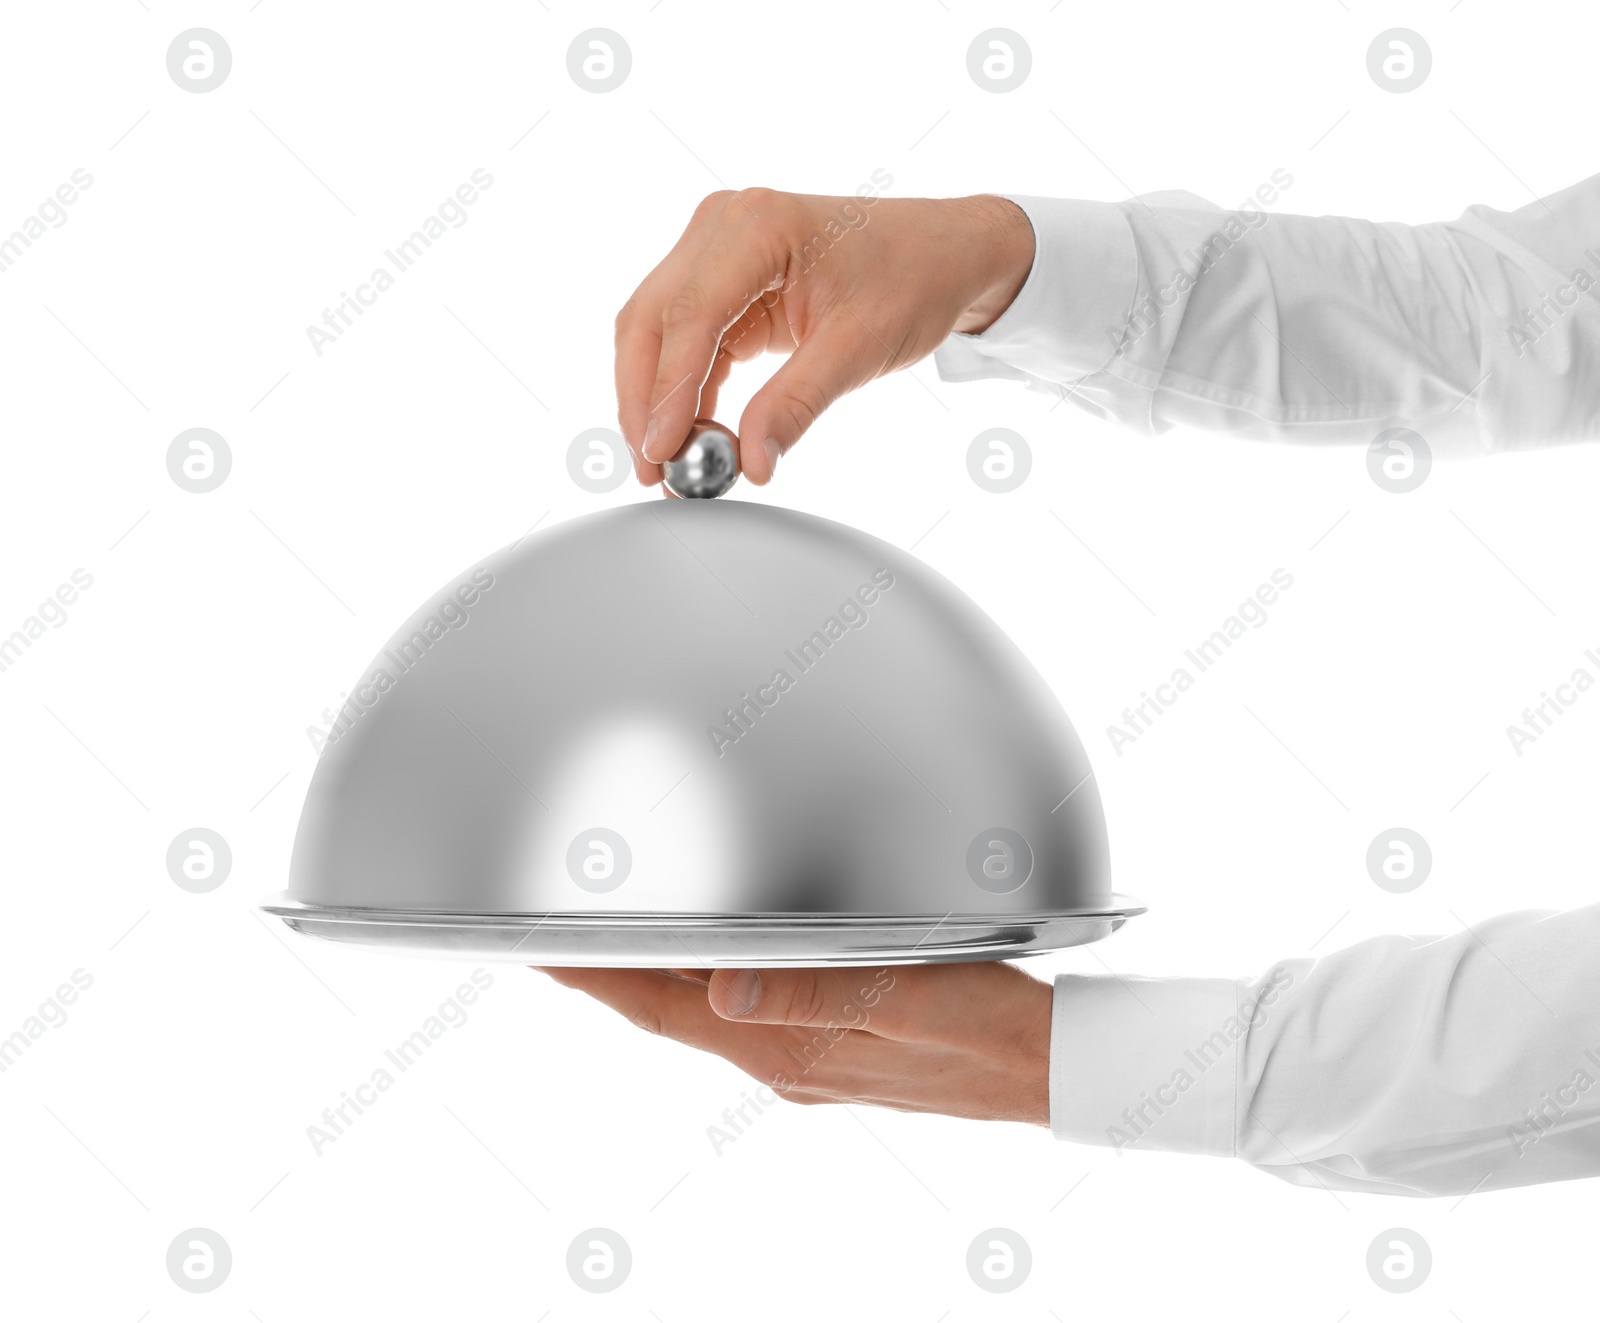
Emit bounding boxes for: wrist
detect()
[992,973,1053,1127]
[953,195,1035,335]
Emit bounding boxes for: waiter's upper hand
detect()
[614,189,1034,487]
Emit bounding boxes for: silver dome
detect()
[262,498,1139,965]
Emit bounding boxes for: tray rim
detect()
[257,892,1146,966]
[258,891,1147,928]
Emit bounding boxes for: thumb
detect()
[737,315,881,485]
[706,963,1050,1047]
[707,967,905,1033]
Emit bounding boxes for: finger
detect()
[661,967,711,983]
[535,967,732,1052]
[721,298,778,366]
[706,961,1048,1047]
[736,315,882,485]
[614,297,666,486]
[535,966,826,1088]
[639,224,787,465]
[615,196,731,475]
[698,346,734,422]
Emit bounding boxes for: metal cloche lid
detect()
[261,423,1141,966]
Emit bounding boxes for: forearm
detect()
[1048,904,1600,1196]
[937,174,1600,450]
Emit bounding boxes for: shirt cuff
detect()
[1049,973,1240,1159]
[932,195,1137,386]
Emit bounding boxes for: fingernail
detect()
[642,417,660,461]
[762,436,782,478]
[724,969,761,1017]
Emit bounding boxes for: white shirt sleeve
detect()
[936,181,1600,1191]
[1047,904,1600,1196]
[934,175,1600,452]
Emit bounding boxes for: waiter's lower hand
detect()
[614,190,1035,487]
[536,961,1052,1125]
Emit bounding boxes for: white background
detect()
[1,0,1596,1317]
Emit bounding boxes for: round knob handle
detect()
[662,420,741,499]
